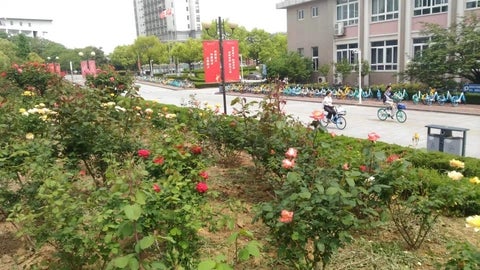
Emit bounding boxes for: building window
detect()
[466,0,480,9]
[312,6,319,17]
[371,40,398,71]
[336,43,358,64]
[297,48,304,56]
[413,37,430,57]
[336,0,358,25]
[414,0,448,16]
[312,46,319,71]
[297,9,305,20]
[371,0,399,22]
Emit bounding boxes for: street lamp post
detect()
[353,49,362,104]
[239,54,244,82]
[204,17,236,114]
[150,59,153,78]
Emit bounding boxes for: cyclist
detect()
[382,85,395,118]
[323,90,336,122]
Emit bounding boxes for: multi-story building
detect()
[276,0,480,86]
[133,0,202,42]
[0,17,51,39]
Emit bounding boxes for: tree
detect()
[404,14,480,87]
[131,36,167,74]
[319,64,331,82]
[267,51,313,83]
[170,39,203,72]
[110,45,137,71]
[334,59,353,85]
[13,34,31,59]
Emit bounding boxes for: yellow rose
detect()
[466,215,480,232]
[449,159,465,169]
[25,133,34,140]
[469,177,480,185]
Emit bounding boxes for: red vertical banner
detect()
[54,63,61,74]
[222,40,240,83]
[80,60,89,77]
[88,60,97,75]
[203,40,221,83]
[47,63,55,73]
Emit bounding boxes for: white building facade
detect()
[133,0,202,42]
[0,17,52,39]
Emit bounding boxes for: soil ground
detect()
[1,153,479,269]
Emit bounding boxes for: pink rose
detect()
[279,210,294,223]
[367,132,381,142]
[285,148,298,159]
[310,110,324,121]
[282,159,295,169]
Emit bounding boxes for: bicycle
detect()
[319,105,347,130]
[377,99,407,123]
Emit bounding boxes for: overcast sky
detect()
[2,0,286,54]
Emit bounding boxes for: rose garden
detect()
[0,63,479,269]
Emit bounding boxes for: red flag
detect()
[159,10,166,19]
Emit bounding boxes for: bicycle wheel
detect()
[396,110,407,123]
[335,116,347,130]
[377,108,388,121]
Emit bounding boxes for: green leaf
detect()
[113,255,131,268]
[247,241,261,257]
[198,260,216,270]
[299,191,311,199]
[238,248,250,261]
[128,257,139,270]
[346,178,355,187]
[135,190,146,205]
[326,187,339,195]
[124,204,142,221]
[139,235,155,250]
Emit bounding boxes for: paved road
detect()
[138,83,479,159]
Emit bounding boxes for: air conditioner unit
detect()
[334,22,345,36]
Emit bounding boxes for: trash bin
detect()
[425,125,469,156]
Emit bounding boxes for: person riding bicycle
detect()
[323,90,336,122]
[382,85,395,118]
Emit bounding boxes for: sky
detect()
[2,0,286,54]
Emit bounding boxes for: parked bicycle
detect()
[377,99,407,123]
[319,106,347,130]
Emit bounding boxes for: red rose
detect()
[137,149,150,158]
[153,156,164,165]
[153,183,161,193]
[386,154,400,163]
[196,182,208,193]
[199,171,209,180]
[359,165,367,172]
[190,145,202,155]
